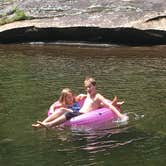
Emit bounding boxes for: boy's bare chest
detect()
[85,96,99,106]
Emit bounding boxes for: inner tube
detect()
[47,99,120,127]
[63,107,118,127]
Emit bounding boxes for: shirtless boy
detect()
[37,77,128,128]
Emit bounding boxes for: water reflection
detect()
[33,117,154,166]
[38,119,144,155]
[76,127,131,153]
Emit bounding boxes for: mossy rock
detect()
[0,8,33,25]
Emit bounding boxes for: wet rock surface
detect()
[0,0,166,45]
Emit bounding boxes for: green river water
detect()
[0,44,165,166]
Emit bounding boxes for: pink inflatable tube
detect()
[62,107,118,127]
[47,99,120,127]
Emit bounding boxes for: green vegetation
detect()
[0,7,33,25]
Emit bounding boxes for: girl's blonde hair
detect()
[59,88,75,105]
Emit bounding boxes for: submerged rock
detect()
[0,0,166,45]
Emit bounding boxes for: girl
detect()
[32,88,86,128]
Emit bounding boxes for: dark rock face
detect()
[0,26,166,45]
[0,0,166,45]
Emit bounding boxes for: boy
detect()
[79,77,127,118]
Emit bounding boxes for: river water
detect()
[0,43,166,166]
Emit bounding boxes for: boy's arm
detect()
[76,94,87,101]
[98,94,125,119]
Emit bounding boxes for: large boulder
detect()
[0,0,166,45]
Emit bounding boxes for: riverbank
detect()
[0,0,166,45]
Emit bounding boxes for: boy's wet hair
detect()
[84,77,96,86]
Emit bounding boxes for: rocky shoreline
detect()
[0,0,166,45]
